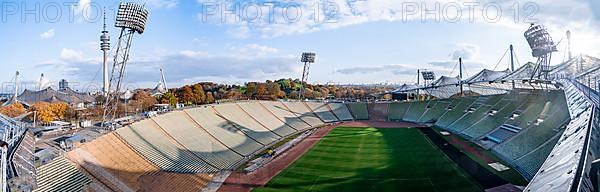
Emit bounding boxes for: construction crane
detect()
[102,3,149,129]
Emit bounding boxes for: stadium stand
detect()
[525,80,596,191]
[435,97,476,128]
[282,102,325,127]
[492,90,569,163]
[367,103,389,121]
[448,95,504,133]
[327,103,354,121]
[65,133,159,191]
[484,125,520,143]
[237,102,297,136]
[418,99,452,123]
[261,101,311,130]
[137,172,213,192]
[152,111,243,169]
[305,102,339,123]
[31,89,577,191]
[115,119,219,173]
[33,156,91,192]
[11,130,35,183]
[403,100,429,122]
[184,107,263,156]
[461,93,528,140]
[347,103,369,120]
[512,132,562,180]
[212,104,282,143]
[387,102,411,121]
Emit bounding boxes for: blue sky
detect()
[0,0,599,92]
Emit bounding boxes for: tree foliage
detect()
[29,102,69,123]
[160,92,178,107]
[0,102,26,118]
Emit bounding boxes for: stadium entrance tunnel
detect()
[36,87,597,192]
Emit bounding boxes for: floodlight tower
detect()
[524,23,557,80]
[102,3,148,129]
[299,52,316,100]
[100,9,110,96]
[417,69,435,101]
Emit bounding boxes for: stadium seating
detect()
[327,103,354,121]
[33,156,91,192]
[492,90,569,162]
[282,102,325,127]
[137,172,213,192]
[387,102,411,121]
[485,126,519,143]
[12,131,35,183]
[184,107,263,156]
[261,101,312,130]
[435,97,476,128]
[347,103,369,120]
[212,104,281,144]
[305,102,339,123]
[367,103,389,121]
[65,133,159,191]
[449,95,504,133]
[152,111,243,169]
[115,119,218,173]
[461,98,522,140]
[512,133,562,180]
[237,102,298,136]
[418,99,452,123]
[403,101,429,122]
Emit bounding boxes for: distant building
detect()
[18,87,95,106]
[59,79,69,90]
[150,81,167,96]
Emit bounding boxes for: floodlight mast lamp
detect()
[524,23,557,81]
[417,69,435,101]
[299,52,316,100]
[102,2,148,130]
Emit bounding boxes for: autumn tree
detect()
[177,85,195,104]
[205,92,215,103]
[255,83,268,98]
[192,84,206,104]
[29,102,69,123]
[131,90,157,111]
[245,82,257,97]
[0,102,26,118]
[224,89,242,100]
[160,92,178,107]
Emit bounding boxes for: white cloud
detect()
[337,43,486,78]
[60,48,85,62]
[74,0,93,21]
[44,45,297,86]
[199,0,600,41]
[228,44,279,56]
[451,43,480,60]
[40,29,55,39]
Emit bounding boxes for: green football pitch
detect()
[254,127,482,192]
